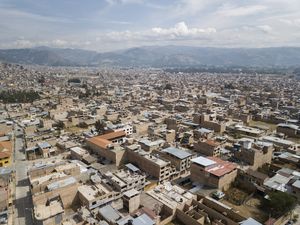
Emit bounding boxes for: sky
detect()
[0,0,300,52]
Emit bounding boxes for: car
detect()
[212,191,225,200]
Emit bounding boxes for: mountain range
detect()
[1,46,300,68]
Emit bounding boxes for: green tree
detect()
[56,121,65,130]
[262,191,297,217]
[95,120,106,134]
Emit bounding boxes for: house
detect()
[0,141,12,167]
[194,139,222,157]
[191,156,237,191]
[86,131,127,166]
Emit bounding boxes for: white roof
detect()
[191,156,216,167]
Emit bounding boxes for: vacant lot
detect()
[221,196,268,223]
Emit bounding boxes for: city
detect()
[0,63,299,225]
[1,1,300,225]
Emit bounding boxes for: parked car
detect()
[212,191,225,200]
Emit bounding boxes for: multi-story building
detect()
[191,156,237,191]
[194,139,221,157]
[234,140,274,170]
[158,147,193,176]
[104,168,146,192]
[126,148,175,183]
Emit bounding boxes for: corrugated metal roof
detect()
[46,177,76,191]
[240,217,262,225]
[125,163,140,172]
[99,205,121,222]
[162,147,192,159]
[191,156,216,167]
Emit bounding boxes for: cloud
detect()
[279,18,300,27]
[217,4,267,17]
[105,0,143,5]
[257,25,272,33]
[96,22,216,42]
[151,22,216,39]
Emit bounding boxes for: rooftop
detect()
[162,146,192,159]
[191,156,216,167]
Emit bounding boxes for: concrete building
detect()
[104,167,146,192]
[194,139,222,157]
[126,148,175,183]
[34,198,64,225]
[191,156,237,191]
[176,195,261,225]
[277,123,300,138]
[78,183,116,210]
[234,140,274,170]
[123,189,140,213]
[0,141,11,167]
[159,147,193,175]
[86,131,127,166]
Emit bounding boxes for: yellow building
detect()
[0,141,12,167]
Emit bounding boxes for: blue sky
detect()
[1,0,300,51]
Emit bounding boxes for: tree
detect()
[262,191,297,218]
[56,121,65,130]
[164,83,172,90]
[95,120,106,134]
[78,122,88,128]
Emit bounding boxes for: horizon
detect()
[1,0,300,51]
[1,45,300,54]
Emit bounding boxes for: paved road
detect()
[13,127,34,225]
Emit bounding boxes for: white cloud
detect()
[217,4,267,17]
[105,0,143,5]
[96,22,216,43]
[279,18,300,27]
[151,22,216,38]
[257,25,272,33]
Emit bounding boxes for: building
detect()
[86,131,127,166]
[126,148,175,183]
[193,114,226,133]
[104,167,146,192]
[122,189,140,213]
[159,147,193,175]
[138,138,165,152]
[234,140,274,170]
[277,123,300,138]
[0,141,11,167]
[194,139,222,157]
[107,123,133,136]
[78,183,116,210]
[191,156,237,191]
[34,198,64,225]
[176,195,262,225]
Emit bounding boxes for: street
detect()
[13,126,34,225]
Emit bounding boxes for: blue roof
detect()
[133,214,155,225]
[0,167,13,175]
[197,128,213,133]
[47,177,76,191]
[162,147,192,159]
[117,214,155,225]
[125,163,140,172]
[240,218,262,225]
[38,142,51,149]
[99,205,121,222]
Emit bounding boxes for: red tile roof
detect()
[205,156,237,177]
[98,131,126,140]
[87,131,126,149]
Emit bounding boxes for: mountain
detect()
[1,46,300,68]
